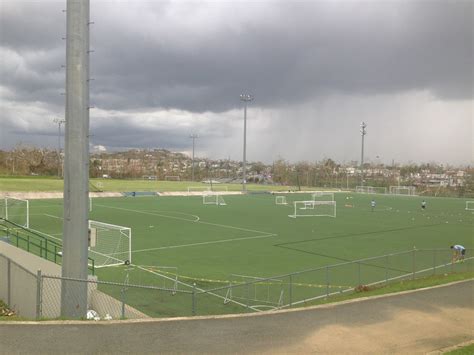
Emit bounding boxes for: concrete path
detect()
[1,280,473,354]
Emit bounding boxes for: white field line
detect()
[96,204,274,236]
[95,204,200,222]
[44,213,63,220]
[126,233,276,255]
[28,227,62,243]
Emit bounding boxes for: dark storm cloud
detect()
[0,0,472,164]
[2,1,472,112]
[85,0,473,112]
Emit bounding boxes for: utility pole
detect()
[53,118,66,178]
[360,122,367,187]
[189,134,198,181]
[240,94,253,192]
[61,0,90,319]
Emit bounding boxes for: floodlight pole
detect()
[189,134,198,181]
[53,118,66,178]
[240,94,253,192]
[360,122,367,187]
[61,0,90,319]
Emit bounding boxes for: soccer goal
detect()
[466,201,474,211]
[389,186,416,196]
[288,200,336,218]
[88,220,132,268]
[1,197,29,228]
[187,186,211,195]
[165,175,180,181]
[311,191,335,201]
[203,192,226,206]
[224,274,285,310]
[275,196,288,205]
[356,186,387,194]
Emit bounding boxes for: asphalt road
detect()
[1,280,473,354]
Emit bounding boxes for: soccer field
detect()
[19,192,474,316]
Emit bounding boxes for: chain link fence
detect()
[1,249,472,320]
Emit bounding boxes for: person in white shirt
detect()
[450,245,466,263]
[370,199,376,212]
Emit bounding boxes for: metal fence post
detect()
[412,249,416,280]
[7,258,11,306]
[357,262,361,285]
[36,270,42,320]
[120,287,126,319]
[385,255,388,284]
[326,266,329,297]
[192,283,196,316]
[289,274,293,307]
[433,249,436,275]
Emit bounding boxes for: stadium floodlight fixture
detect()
[53,118,66,178]
[240,94,253,192]
[360,121,367,187]
[189,134,199,181]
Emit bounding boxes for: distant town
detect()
[0,146,472,197]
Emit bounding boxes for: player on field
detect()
[371,199,376,212]
[450,245,466,263]
[421,200,426,210]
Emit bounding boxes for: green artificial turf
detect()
[9,191,471,317]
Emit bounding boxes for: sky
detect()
[0,0,473,166]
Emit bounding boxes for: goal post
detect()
[2,197,29,228]
[288,200,336,218]
[202,192,226,206]
[164,175,180,181]
[389,186,416,196]
[88,220,132,268]
[275,196,287,205]
[466,201,474,211]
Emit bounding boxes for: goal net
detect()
[1,197,29,228]
[289,200,336,218]
[88,220,132,268]
[311,191,334,201]
[203,192,226,206]
[356,186,387,194]
[389,186,416,196]
[224,274,284,310]
[275,196,287,205]
[466,201,474,211]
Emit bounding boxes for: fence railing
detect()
[0,219,95,275]
[0,249,471,320]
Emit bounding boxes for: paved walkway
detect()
[1,280,473,354]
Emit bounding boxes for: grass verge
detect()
[302,271,474,308]
[444,343,474,354]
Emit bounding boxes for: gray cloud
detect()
[0,0,472,165]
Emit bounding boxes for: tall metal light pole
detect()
[53,118,66,178]
[61,0,90,319]
[360,122,367,187]
[240,94,253,192]
[189,134,198,181]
